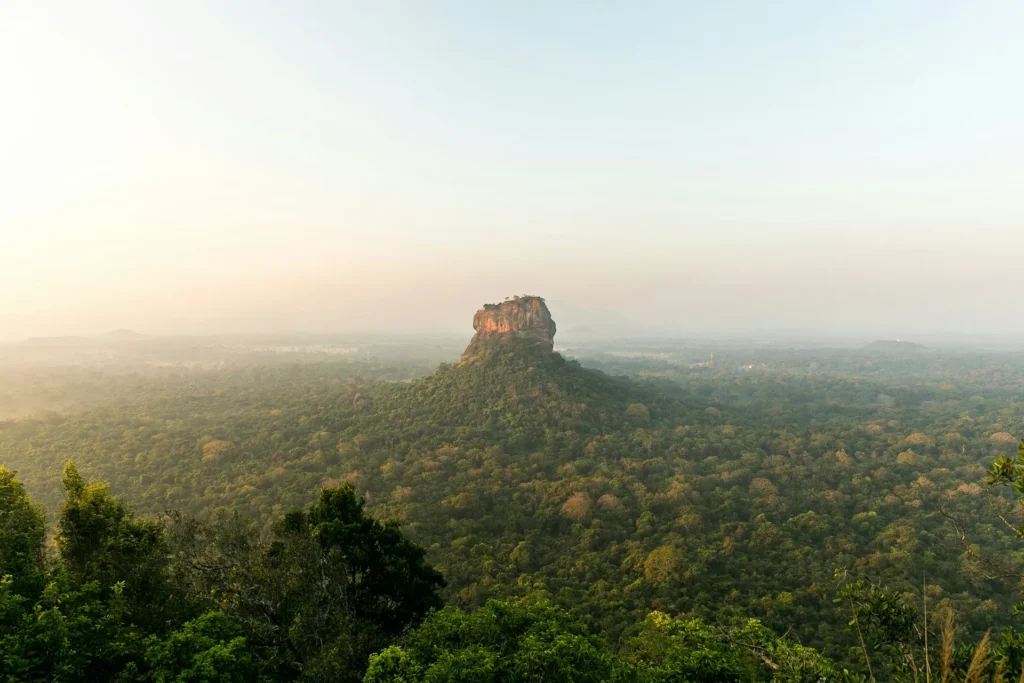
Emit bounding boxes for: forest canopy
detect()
[3,338,1024,680]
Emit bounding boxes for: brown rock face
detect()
[463,296,556,358]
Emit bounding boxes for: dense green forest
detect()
[2,461,862,681]
[4,336,1024,680]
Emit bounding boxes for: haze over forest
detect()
[3,2,1023,341]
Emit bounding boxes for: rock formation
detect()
[462,296,556,358]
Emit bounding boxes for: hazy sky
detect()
[2,1,1022,340]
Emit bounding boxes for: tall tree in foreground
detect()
[56,461,175,632]
[1,465,444,682]
[0,466,46,597]
[169,482,445,683]
[1,463,160,682]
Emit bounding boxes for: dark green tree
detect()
[0,466,46,596]
[170,483,444,683]
[300,483,445,634]
[56,462,173,631]
[363,598,615,683]
[145,611,261,683]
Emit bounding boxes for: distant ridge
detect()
[865,339,927,352]
[100,329,147,340]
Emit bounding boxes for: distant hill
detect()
[101,329,147,340]
[865,339,927,352]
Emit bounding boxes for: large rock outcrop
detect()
[462,296,556,358]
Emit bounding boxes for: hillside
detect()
[866,339,928,352]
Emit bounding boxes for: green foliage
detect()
[145,611,259,683]
[986,439,1024,530]
[0,570,146,682]
[4,342,1024,673]
[364,598,616,683]
[366,598,851,683]
[624,610,854,682]
[56,461,173,631]
[0,466,442,683]
[0,466,45,596]
[625,402,651,425]
[936,624,1024,682]
[163,484,444,683]
[835,578,922,679]
[302,484,445,634]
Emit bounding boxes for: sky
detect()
[1,1,1022,340]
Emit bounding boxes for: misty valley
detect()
[3,298,1024,682]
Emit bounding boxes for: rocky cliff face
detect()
[463,296,556,358]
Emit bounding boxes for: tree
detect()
[56,462,172,630]
[644,545,683,584]
[835,577,921,680]
[561,492,592,521]
[363,598,615,683]
[626,402,651,425]
[0,466,46,596]
[1,537,159,683]
[145,611,260,683]
[986,439,1024,519]
[292,483,445,638]
[1,466,152,682]
[623,611,848,682]
[170,483,444,683]
[0,465,448,683]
